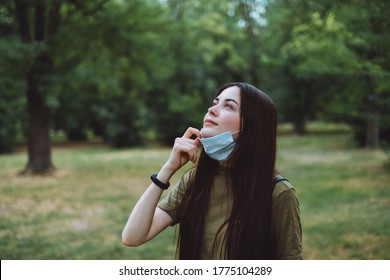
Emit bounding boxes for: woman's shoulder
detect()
[173,168,196,191]
[272,175,296,200]
[181,168,196,181]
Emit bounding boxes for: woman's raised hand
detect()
[164,127,201,173]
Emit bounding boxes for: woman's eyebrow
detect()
[213,97,239,106]
[225,98,239,105]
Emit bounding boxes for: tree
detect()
[279,11,360,134]
[10,0,108,174]
[152,0,270,144]
[336,0,390,148]
[12,0,62,174]
[152,0,245,144]
[51,0,168,147]
[261,0,318,134]
[262,0,390,144]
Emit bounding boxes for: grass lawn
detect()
[0,134,389,259]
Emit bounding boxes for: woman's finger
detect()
[182,127,201,139]
[174,138,198,162]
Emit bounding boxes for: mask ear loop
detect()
[231,131,241,143]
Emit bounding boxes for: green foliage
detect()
[51,0,171,145]
[281,12,360,77]
[261,0,390,144]
[336,0,390,147]
[93,95,146,148]
[154,91,205,145]
[1,0,390,154]
[0,37,27,153]
[0,93,26,153]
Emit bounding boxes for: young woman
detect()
[122,82,303,259]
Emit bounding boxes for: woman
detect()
[122,82,303,259]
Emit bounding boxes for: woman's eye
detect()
[225,103,233,109]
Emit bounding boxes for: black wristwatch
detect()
[150,174,170,190]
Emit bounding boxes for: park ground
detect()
[0,130,389,259]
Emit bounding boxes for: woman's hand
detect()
[164,127,201,174]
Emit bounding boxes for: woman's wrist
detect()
[150,174,170,190]
[156,163,176,184]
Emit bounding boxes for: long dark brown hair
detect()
[176,82,278,259]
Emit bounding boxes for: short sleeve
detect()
[272,181,303,259]
[157,171,192,225]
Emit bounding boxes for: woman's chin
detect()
[200,127,220,138]
[200,128,212,137]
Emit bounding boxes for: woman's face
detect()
[200,86,241,139]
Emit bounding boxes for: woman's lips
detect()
[204,118,217,125]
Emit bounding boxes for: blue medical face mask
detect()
[199,131,240,161]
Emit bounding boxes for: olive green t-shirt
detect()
[157,167,303,260]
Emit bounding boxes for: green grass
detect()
[277,135,389,259]
[0,134,389,259]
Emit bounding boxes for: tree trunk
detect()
[14,0,56,175]
[293,118,307,135]
[291,79,309,135]
[365,74,380,148]
[20,52,55,175]
[366,94,380,148]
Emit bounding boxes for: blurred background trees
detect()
[0,0,389,173]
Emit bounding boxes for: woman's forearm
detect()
[122,127,201,247]
[121,165,175,246]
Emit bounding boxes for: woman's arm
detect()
[121,166,173,247]
[121,127,201,247]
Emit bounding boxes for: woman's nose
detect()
[208,105,218,116]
